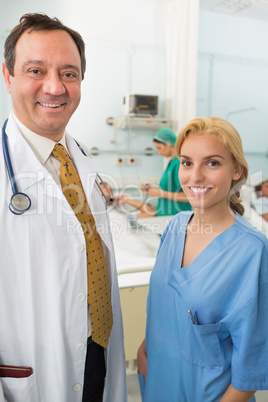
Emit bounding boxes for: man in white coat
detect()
[0,13,127,402]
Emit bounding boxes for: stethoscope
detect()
[2,119,113,215]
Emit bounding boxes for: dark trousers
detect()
[82,338,106,402]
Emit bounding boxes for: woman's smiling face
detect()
[179,133,243,213]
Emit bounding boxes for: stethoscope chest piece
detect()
[9,192,31,215]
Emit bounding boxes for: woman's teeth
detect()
[190,187,210,193]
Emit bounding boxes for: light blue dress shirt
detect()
[139,211,268,401]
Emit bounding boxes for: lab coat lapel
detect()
[4,116,63,202]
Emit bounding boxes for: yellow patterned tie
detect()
[52,143,113,348]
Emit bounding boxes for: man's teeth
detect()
[190,187,210,193]
[40,103,61,108]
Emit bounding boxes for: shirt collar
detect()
[12,111,68,165]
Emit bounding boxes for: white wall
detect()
[0,0,166,188]
[197,10,268,178]
[58,0,166,185]
[1,4,268,184]
[0,0,61,119]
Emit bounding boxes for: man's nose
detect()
[42,73,65,95]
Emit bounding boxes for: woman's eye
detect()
[208,160,220,167]
[181,160,191,167]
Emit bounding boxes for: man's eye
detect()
[30,69,40,74]
[64,73,76,78]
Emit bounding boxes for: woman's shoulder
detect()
[158,212,192,247]
[235,213,268,249]
[171,210,192,222]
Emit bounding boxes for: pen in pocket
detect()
[188,309,199,325]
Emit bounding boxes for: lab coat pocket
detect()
[181,316,223,372]
[1,373,38,402]
[137,372,146,401]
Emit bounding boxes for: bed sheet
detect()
[109,209,161,287]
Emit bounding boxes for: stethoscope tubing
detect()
[2,119,32,214]
[2,119,18,195]
[2,119,112,214]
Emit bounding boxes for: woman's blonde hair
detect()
[175,117,249,216]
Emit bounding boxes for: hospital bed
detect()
[241,184,268,237]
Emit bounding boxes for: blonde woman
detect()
[137,117,268,402]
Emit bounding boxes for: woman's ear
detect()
[233,164,243,181]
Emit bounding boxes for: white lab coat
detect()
[0,116,128,402]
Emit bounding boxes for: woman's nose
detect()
[190,166,204,182]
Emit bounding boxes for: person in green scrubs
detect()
[115,128,191,217]
[151,128,191,216]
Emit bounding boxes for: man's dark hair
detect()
[4,13,86,79]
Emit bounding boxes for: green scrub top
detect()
[156,156,191,216]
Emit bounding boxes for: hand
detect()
[137,339,148,380]
[114,194,130,204]
[141,183,162,198]
[146,187,162,198]
[141,183,151,192]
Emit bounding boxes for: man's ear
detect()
[233,164,243,181]
[2,62,12,94]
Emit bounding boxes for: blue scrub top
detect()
[139,212,268,402]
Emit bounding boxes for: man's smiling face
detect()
[2,29,82,141]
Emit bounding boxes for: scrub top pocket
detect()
[181,315,223,372]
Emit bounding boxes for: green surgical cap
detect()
[153,127,177,146]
